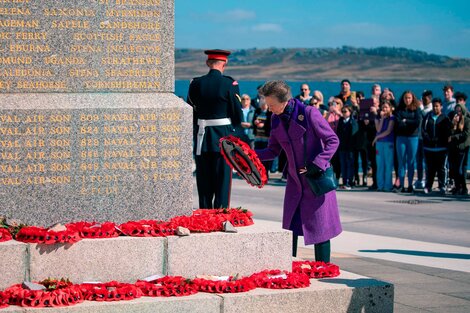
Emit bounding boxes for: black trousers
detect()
[449,147,469,192]
[195,152,232,208]
[424,150,447,189]
[354,148,368,183]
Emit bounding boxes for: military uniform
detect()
[187,50,242,208]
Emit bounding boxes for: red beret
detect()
[204,49,231,62]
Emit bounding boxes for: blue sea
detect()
[175,80,470,102]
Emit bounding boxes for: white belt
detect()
[196,118,231,155]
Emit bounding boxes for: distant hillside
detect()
[175,47,470,82]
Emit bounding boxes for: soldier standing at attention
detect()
[187,49,243,209]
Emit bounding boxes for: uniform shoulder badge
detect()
[232,80,239,86]
[298,114,305,121]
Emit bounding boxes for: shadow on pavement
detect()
[359,249,470,259]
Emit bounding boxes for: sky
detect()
[175,0,470,58]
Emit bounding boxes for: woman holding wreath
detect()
[255,81,342,262]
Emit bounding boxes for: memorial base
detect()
[0,221,393,312]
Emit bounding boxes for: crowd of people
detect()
[236,81,470,196]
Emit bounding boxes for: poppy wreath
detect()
[5,278,84,308]
[292,261,340,278]
[67,222,120,239]
[191,208,254,227]
[79,281,143,302]
[192,276,256,293]
[0,228,12,243]
[135,276,197,297]
[0,290,9,308]
[119,220,177,237]
[250,270,311,289]
[219,135,268,188]
[15,226,81,245]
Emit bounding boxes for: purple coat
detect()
[256,99,342,245]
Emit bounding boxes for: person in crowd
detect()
[455,91,469,112]
[237,93,255,148]
[337,106,358,189]
[380,88,397,109]
[295,83,312,105]
[253,97,273,179]
[373,101,395,191]
[443,84,456,115]
[187,49,242,208]
[255,80,341,262]
[448,103,470,196]
[371,84,382,98]
[336,79,355,106]
[250,84,264,110]
[312,90,328,116]
[421,90,433,114]
[353,91,369,186]
[414,90,434,190]
[395,91,423,193]
[309,95,327,117]
[364,97,380,190]
[326,97,343,180]
[422,98,451,195]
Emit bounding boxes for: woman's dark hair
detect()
[260,81,292,103]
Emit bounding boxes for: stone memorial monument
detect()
[0,0,193,226]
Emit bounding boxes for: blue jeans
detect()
[376,141,394,190]
[339,151,354,186]
[396,136,419,187]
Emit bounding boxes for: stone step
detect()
[0,220,292,289]
[1,271,393,313]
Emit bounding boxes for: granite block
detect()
[0,93,193,226]
[29,237,165,283]
[0,0,175,93]
[0,241,27,290]
[220,271,393,313]
[167,221,292,277]
[20,294,221,313]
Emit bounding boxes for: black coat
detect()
[187,69,242,153]
[337,117,359,152]
[422,112,451,149]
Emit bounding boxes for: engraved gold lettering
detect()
[0,31,12,39]
[0,114,21,122]
[103,137,137,145]
[1,151,20,160]
[114,0,161,6]
[101,56,159,65]
[0,177,21,185]
[105,9,160,17]
[25,164,45,173]
[0,7,31,15]
[80,126,99,134]
[103,125,137,134]
[15,32,46,40]
[50,162,71,171]
[103,113,136,121]
[25,151,45,160]
[0,139,21,148]
[0,80,12,89]
[129,33,160,41]
[0,126,46,135]
[160,148,180,157]
[16,81,67,89]
[161,137,179,145]
[139,113,157,121]
[106,44,160,54]
[0,56,31,64]
[105,68,160,77]
[50,151,71,159]
[69,69,99,77]
[152,173,180,181]
[80,163,99,171]
[81,150,99,159]
[80,114,99,121]
[51,20,90,29]
[43,8,96,17]
[48,139,70,148]
[24,139,45,147]
[0,68,53,77]
[73,32,124,41]
[25,176,71,185]
[9,44,50,52]
[140,160,157,169]
[103,149,136,158]
[160,125,180,132]
[0,19,39,28]
[139,137,157,145]
[44,56,85,64]
[49,126,70,135]
[84,81,160,89]
[69,44,102,53]
[49,114,72,122]
[140,149,157,157]
[81,138,99,146]
[139,125,157,133]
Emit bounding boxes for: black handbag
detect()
[304,165,338,196]
[302,121,338,196]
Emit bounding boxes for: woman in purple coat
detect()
[255,81,342,262]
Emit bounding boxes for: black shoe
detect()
[368,185,377,191]
[459,189,468,196]
[407,186,414,193]
[451,188,460,195]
